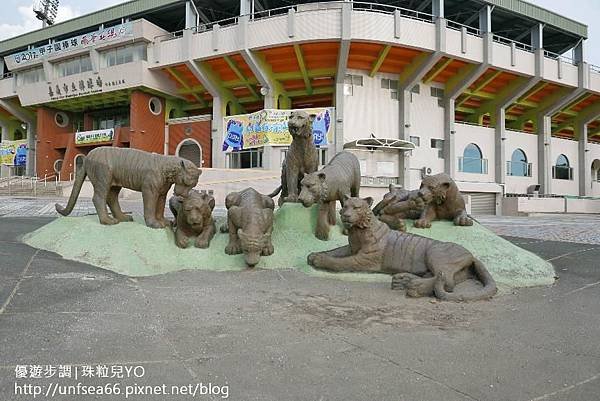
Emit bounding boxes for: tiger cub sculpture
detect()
[298,151,361,240]
[169,190,216,249]
[307,196,497,301]
[221,187,275,267]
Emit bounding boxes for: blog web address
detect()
[14,382,230,399]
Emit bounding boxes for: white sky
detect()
[0,0,598,65]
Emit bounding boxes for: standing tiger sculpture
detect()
[298,151,361,241]
[307,196,497,301]
[373,173,473,230]
[55,147,200,228]
[269,111,319,206]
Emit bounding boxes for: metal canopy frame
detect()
[343,138,416,151]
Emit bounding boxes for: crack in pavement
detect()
[0,249,39,315]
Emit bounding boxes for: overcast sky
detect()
[0,0,598,65]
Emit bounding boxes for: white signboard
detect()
[75,129,115,146]
[8,22,133,66]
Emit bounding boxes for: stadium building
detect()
[1,0,600,215]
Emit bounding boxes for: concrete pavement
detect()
[0,216,598,400]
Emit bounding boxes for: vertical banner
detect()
[0,140,28,166]
[222,108,334,151]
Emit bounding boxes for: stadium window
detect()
[430,138,444,158]
[553,154,572,180]
[390,90,398,100]
[430,87,444,98]
[411,85,420,94]
[460,143,487,174]
[56,55,92,77]
[409,136,420,147]
[19,66,44,84]
[228,148,263,169]
[381,78,390,89]
[101,43,147,68]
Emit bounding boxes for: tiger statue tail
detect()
[55,156,87,216]
[433,258,497,302]
[267,185,282,198]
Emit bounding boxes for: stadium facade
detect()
[0,0,599,215]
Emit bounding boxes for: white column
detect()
[537,115,552,194]
[212,97,225,168]
[578,121,591,196]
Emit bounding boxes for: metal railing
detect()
[361,175,399,186]
[544,50,577,65]
[0,172,62,196]
[492,34,534,53]
[154,0,435,43]
[506,161,532,177]
[446,20,481,36]
[458,157,489,174]
[552,165,574,180]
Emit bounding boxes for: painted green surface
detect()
[23,203,555,290]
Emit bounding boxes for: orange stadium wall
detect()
[36,107,76,178]
[167,120,212,167]
[129,90,165,154]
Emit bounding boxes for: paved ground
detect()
[0,213,599,401]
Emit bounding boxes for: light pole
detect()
[34,0,60,28]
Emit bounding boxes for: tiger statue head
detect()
[339,195,375,230]
[288,110,316,139]
[180,190,215,229]
[417,173,459,206]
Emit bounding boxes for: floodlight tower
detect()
[34,0,60,27]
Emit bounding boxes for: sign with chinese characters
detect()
[75,129,115,146]
[0,140,27,166]
[222,108,334,151]
[48,76,106,101]
[8,22,133,66]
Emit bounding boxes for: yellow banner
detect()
[222,108,334,151]
[0,140,27,166]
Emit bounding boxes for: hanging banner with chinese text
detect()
[75,129,115,146]
[7,22,133,67]
[222,108,334,151]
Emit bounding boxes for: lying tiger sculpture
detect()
[307,196,497,301]
[221,187,275,267]
[373,173,473,230]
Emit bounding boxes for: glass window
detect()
[409,136,420,147]
[228,149,263,169]
[57,55,92,77]
[352,75,363,86]
[381,78,390,89]
[91,108,130,130]
[430,87,444,98]
[509,148,529,176]
[461,143,484,174]
[19,67,44,84]
[101,43,147,68]
[553,154,572,180]
[430,138,444,158]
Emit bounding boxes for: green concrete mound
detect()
[23,203,555,289]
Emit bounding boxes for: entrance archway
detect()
[176,139,202,167]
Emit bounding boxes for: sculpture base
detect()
[23,203,555,289]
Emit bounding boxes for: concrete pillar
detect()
[0,121,7,141]
[479,5,492,34]
[574,40,585,65]
[212,97,225,168]
[495,107,506,184]
[444,98,456,178]
[537,114,552,194]
[398,90,411,188]
[185,1,198,29]
[240,0,251,15]
[578,121,591,196]
[26,122,36,177]
[531,23,543,50]
[334,1,351,155]
[432,0,444,18]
